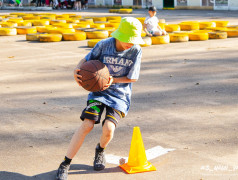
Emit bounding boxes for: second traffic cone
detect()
[119,126,156,174]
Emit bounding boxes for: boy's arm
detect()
[113,76,137,84]
[143,23,152,37]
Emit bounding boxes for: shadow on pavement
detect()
[0,164,123,180]
[69,164,124,175]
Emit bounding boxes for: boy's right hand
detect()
[148,33,152,37]
[74,68,82,87]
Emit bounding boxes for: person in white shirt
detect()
[143,6,167,37]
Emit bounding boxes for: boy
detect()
[143,6,167,37]
[56,17,144,180]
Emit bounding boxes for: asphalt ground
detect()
[0,9,238,180]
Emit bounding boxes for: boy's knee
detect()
[103,120,115,137]
[82,119,95,132]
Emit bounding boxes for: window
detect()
[133,0,142,5]
[177,0,187,6]
[143,0,152,7]
[114,0,122,5]
[88,0,95,5]
[202,0,214,6]
[215,0,228,6]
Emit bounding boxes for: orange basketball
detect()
[78,60,110,92]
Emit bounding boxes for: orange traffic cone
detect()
[119,126,156,174]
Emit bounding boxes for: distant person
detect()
[81,0,87,9]
[143,6,167,37]
[74,0,81,10]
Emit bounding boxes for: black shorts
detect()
[80,100,124,127]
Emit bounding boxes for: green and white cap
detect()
[111,17,144,45]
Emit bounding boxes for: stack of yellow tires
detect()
[0,13,238,46]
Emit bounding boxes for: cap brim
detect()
[111,29,145,45]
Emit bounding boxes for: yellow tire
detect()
[16,26,37,35]
[39,34,62,42]
[5,15,18,18]
[90,24,105,29]
[208,31,227,39]
[48,28,75,34]
[205,27,228,31]
[73,24,91,29]
[179,23,199,31]
[165,24,180,32]
[26,33,43,41]
[62,32,87,41]
[141,30,146,37]
[226,30,238,37]
[212,21,229,27]
[159,23,166,30]
[88,39,102,48]
[119,9,133,14]
[140,37,152,47]
[66,19,80,23]
[23,16,41,20]
[69,15,82,19]
[18,21,32,26]
[7,19,24,23]
[173,31,193,35]
[32,20,50,26]
[109,9,120,13]
[151,35,170,45]
[56,15,69,19]
[75,28,96,32]
[106,16,121,21]
[1,22,18,27]
[137,17,146,24]
[106,23,120,28]
[40,15,56,20]
[92,17,107,22]
[169,34,189,42]
[193,30,213,33]
[199,22,216,30]
[80,18,94,23]
[86,30,109,39]
[0,27,17,36]
[37,26,56,33]
[227,25,238,29]
[189,33,209,41]
[53,23,73,28]
[50,20,67,25]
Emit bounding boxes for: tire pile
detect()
[0,13,237,47]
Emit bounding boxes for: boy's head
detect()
[148,6,157,17]
[111,17,144,47]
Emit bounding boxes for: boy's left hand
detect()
[102,76,113,90]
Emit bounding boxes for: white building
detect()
[88,0,238,10]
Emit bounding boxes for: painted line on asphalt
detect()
[106,145,175,165]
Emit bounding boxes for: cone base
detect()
[119,161,156,174]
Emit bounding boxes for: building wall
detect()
[229,0,238,10]
[123,0,132,6]
[94,0,238,10]
[153,0,163,9]
[187,0,200,6]
[96,0,104,6]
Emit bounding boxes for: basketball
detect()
[78,60,110,92]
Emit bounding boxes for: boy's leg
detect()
[66,119,95,159]
[56,119,95,180]
[100,120,115,148]
[94,107,122,171]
